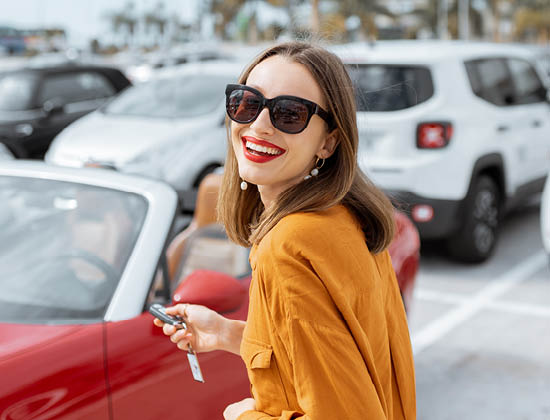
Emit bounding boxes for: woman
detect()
[154,41,416,420]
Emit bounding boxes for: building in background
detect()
[0,26,26,55]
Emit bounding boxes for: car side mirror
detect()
[43,100,64,116]
[172,269,247,314]
[546,88,550,104]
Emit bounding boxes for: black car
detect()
[0,65,131,158]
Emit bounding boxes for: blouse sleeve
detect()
[237,230,389,420]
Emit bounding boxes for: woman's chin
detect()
[238,170,270,187]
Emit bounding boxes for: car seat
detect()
[166,173,221,279]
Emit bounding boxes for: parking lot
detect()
[409,197,550,419]
[2,25,550,417]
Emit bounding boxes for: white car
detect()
[124,45,232,84]
[542,175,550,263]
[334,41,550,262]
[45,60,243,211]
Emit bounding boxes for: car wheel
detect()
[447,175,500,263]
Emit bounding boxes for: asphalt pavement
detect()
[409,196,550,420]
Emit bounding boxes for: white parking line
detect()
[416,289,550,318]
[411,251,548,355]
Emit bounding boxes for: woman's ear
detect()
[318,129,339,159]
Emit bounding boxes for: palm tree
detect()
[210,0,247,39]
[145,2,168,46]
[337,0,394,40]
[446,0,485,39]
[105,1,137,47]
[513,0,550,42]
[410,0,439,37]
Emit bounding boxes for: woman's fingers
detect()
[170,327,190,343]
[177,338,192,351]
[153,318,164,327]
[165,303,188,317]
[162,323,176,335]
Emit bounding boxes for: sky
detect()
[1,0,199,47]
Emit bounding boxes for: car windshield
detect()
[347,64,434,112]
[0,176,147,323]
[104,74,230,118]
[0,73,37,111]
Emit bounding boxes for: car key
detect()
[149,303,205,383]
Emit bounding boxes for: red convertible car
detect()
[0,162,419,419]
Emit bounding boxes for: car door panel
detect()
[105,305,250,419]
[28,111,81,156]
[0,323,109,419]
[507,58,550,183]
[465,58,533,192]
[29,71,116,157]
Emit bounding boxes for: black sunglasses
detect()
[225,84,334,134]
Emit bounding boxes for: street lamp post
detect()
[438,0,448,40]
[458,0,469,40]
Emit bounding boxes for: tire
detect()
[447,175,500,263]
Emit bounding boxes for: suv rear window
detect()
[347,64,434,112]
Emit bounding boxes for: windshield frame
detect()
[0,175,150,324]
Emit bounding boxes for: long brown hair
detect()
[218,41,395,253]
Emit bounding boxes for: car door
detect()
[0,323,110,419]
[107,225,250,420]
[506,57,550,185]
[465,58,532,192]
[0,172,117,419]
[105,249,251,420]
[29,71,117,156]
[105,301,250,420]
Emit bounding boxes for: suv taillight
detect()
[416,122,453,149]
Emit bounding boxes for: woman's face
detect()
[230,55,335,201]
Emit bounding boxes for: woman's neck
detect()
[257,185,279,210]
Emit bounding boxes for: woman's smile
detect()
[241,136,286,163]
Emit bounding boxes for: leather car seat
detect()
[166,173,222,279]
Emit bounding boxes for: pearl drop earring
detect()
[240,180,248,190]
[304,158,325,180]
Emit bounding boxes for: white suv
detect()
[334,41,550,262]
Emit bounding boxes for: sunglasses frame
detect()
[225,84,334,134]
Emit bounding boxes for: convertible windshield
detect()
[104,74,230,118]
[0,73,37,111]
[0,176,147,322]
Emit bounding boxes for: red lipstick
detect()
[241,136,285,163]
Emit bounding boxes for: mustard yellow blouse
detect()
[238,205,416,420]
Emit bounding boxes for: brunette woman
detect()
[154,41,416,420]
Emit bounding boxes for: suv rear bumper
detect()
[386,190,463,239]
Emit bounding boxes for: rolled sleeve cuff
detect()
[236,410,303,420]
[236,410,270,420]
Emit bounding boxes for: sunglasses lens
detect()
[227,89,261,122]
[272,99,309,134]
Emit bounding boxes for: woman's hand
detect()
[153,303,244,354]
[223,398,256,420]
